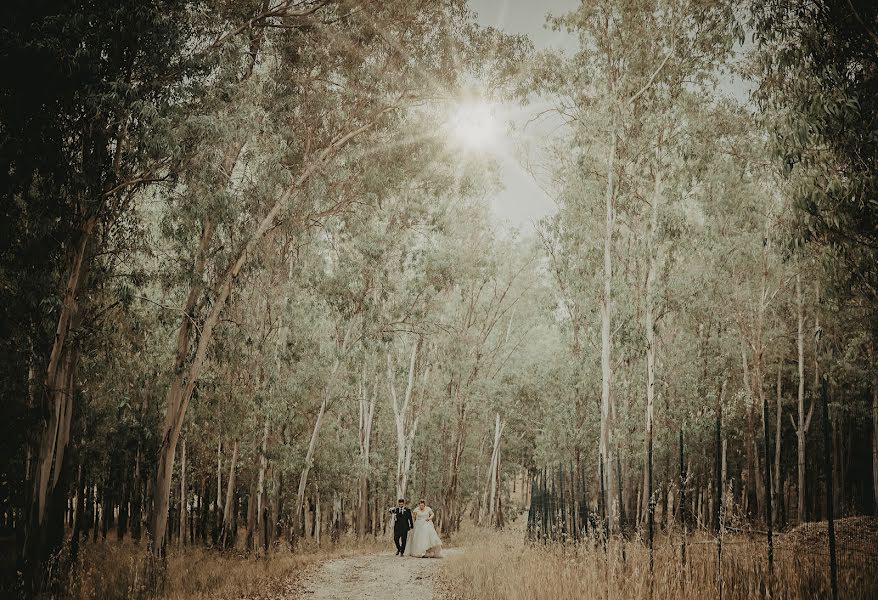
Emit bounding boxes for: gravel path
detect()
[295,548,460,600]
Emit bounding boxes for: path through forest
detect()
[294,548,461,600]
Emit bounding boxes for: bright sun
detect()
[447,101,500,150]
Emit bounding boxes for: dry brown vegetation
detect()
[61,535,388,600]
[438,525,878,600]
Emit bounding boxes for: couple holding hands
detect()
[389,498,443,558]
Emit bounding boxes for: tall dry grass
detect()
[439,527,878,600]
[62,534,389,600]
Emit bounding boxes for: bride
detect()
[405,498,442,558]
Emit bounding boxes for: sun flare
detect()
[447,100,501,150]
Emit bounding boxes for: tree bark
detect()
[149,110,390,555]
[178,438,186,547]
[794,272,814,522]
[256,415,269,552]
[774,361,783,525]
[388,340,420,501]
[24,217,95,587]
[220,440,238,549]
[872,383,878,516]
[599,126,617,535]
[357,361,376,537]
[643,138,661,557]
[486,414,505,527]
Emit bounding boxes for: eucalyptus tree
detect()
[0,0,213,587]
[750,0,878,518]
[146,0,502,555]
[534,0,738,533]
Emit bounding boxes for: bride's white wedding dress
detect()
[405,506,442,557]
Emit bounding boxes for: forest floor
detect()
[293,548,462,600]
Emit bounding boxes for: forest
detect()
[1,0,877,599]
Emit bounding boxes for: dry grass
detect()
[438,525,878,600]
[63,535,389,600]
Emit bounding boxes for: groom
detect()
[389,498,414,556]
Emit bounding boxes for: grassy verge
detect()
[438,526,878,600]
[63,535,388,600]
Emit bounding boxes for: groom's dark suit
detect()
[390,506,414,555]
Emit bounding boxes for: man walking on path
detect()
[389,498,414,556]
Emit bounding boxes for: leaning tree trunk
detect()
[293,325,352,541]
[24,217,95,588]
[295,394,328,542]
[388,340,420,501]
[149,112,386,555]
[486,414,505,527]
[220,440,238,549]
[357,361,376,538]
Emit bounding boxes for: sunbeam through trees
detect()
[1,1,877,599]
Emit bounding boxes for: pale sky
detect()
[463,0,751,233]
[466,0,581,232]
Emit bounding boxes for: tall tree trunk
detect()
[216,438,223,534]
[486,414,505,527]
[388,340,419,500]
[741,342,758,518]
[599,126,617,535]
[293,322,353,541]
[24,217,94,587]
[149,103,386,556]
[794,272,814,522]
[220,440,238,549]
[774,361,783,525]
[256,416,269,552]
[178,439,186,547]
[357,361,376,537]
[872,383,878,516]
[643,139,661,556]
[295,395,327,542]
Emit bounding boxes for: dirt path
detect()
[295,548,461,600]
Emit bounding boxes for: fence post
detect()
[762,381,774,579]
[821,375,838,600]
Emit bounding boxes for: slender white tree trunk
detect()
[357,361,376,537]
[294,322,354,538]
[150,111,389,556]
[643,140,661,528]
[256,415,269,551]
[487,414,505,526]
[794,272,814,522]
[388,340,420,500]
[599,127,617,533]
